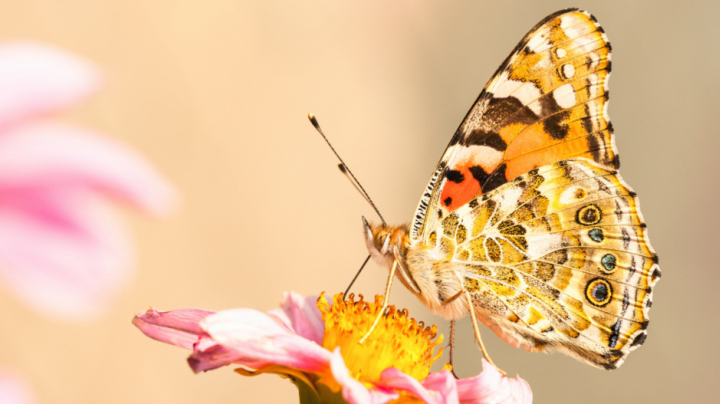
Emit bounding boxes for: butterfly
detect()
[362,8,660,370]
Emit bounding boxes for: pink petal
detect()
[0,42,100,130]
[421,370,460,404]
[267,292,324,344]
[0,197,132,319]
[0,369,34,404]
[378,367,438,404]
[330,349,397,404]
[0,123,177,216]
[187,335,247,373]
[456,360,533,404]
[194,309,332,374]
[133,308,215,349]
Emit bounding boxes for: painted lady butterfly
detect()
[362,8,660,370]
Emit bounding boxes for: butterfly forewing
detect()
[412,9,615,241]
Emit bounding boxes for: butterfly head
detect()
[363,217,405,266]
[361,217,426,297]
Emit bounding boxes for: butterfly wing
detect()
[436,159,659,369]
[412,8,614,241]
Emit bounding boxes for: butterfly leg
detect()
[441,290,464,306]
[359,259,397,344]
[449,319,459,379]
[464,290,505,375]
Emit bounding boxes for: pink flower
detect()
[0,369,34,404]
[134,292,532,404]
[0,42,176,319]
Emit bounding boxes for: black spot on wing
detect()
[608,319,622,348]
[481,163,509,193]
[446,170,465,183]
[622,228,630,249]
[587,131,601,162]
[443,197,453,207]
[626,256,636,282]
[631,332,647,347]
[507,104,541,126]
[614,200,623,220]
[465,130,508,151]
[469,166,491,185]
[621,289,630,316]
[543,110,571,139]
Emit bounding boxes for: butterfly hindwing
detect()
[426,159,659,369]
[412,8,615,241]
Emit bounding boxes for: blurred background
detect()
[0,0,717,402]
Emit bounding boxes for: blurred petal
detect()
[0,198,131,319]
[197,309,332,373]
[0,369,34,404]
[330,349,397,404]
[456,360,533,404]
[0,124,177,318]
[268,292,324,344]
[0,123,177,216]
[0,42,100,130]
[133,308,215,349]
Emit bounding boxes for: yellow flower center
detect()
[318,293,443,383]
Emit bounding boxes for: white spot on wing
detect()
[455,145,503,174]
[526,34,547,52]
[515,83,542,107]
[603,99,610,121]
[575,35,597,50]
[553,84,577,109]
[556,48,566,58]
[493,79,523,98]
[587,74,599,98]
[525,233,564,259]
[604,72,611,92]
[560,15,577,30]
[493,79,543,115]
[562,64,575,79]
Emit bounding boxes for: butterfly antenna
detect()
[337,163,372,205]
[307,113,387,227]
[343,254,371,298]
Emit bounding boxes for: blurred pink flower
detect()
[0,42,177,319]
[133,292,532,404]
[0,369,34,404]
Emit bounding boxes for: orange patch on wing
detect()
[505,136,595,179]
[498,123,527,144]
[440,145,505,211]
[504,124,554,161]
[440,165,480,212]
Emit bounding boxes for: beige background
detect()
[0,0,717,403]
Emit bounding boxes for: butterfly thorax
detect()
[363,221,469,320]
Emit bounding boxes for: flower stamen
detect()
[318,292,443,383]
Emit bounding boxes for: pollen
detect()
[318,293,443,383]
